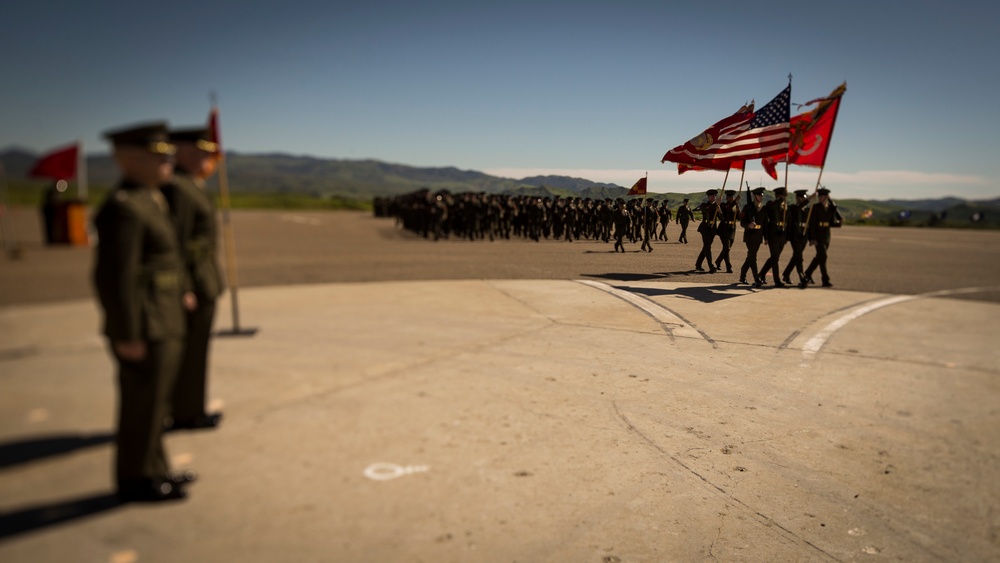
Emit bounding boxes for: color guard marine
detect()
[739,187,769,287]
[714,189,739,273]
[800,187,843,288]
[92,122,197,502]
[695,189,720,273]
[782,189,810,285]
[759,186,789,287]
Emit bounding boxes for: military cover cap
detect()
[683,197,689,202]
[751,187,766,195]
[794,189,809,197]
[725,190,736,197]
[169,126,220,153]
[817,187,831,196]
[774,187,788,196]
[103,121,175,155]
[706,189,718,196]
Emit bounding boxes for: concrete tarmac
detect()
[1,210,999,562]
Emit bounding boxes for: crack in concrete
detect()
[612,401,843,562]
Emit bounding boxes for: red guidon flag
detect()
[202,106,223,177]
[627,176,647,196]
[30,143,78,180]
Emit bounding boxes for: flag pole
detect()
[77,139,88,202]
[0,162,23,259]
[212,94,258,337]
[713,167,729,228]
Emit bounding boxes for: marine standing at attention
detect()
[161,126,225,431]
[92,122,198,502]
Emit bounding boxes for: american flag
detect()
[662,85,791,170]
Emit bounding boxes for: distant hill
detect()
[2,148,997,227]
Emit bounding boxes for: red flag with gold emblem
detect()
[763,83,846,171]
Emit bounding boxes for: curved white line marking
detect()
[801,285,1000,360]
[575,280,708,342]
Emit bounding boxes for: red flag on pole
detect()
[627,176,647,196]
[762,82,846,171]
[788,95,842,167]
[202,107,223,177]
[30,143,78,181]
[207,107,222,150]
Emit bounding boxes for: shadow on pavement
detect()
[0,492,122,540]
[622,283,750,304]
[0,433,114,469]
[581,270,720,283]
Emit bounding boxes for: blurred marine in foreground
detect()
[92,122,198,502]
[161,126,225,431]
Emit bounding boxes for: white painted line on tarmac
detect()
[801,285,1000,361]
[575,280,713,345]
[801,295,916,360]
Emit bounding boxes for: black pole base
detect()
[215,327,259,337]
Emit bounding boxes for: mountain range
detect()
[3,148,998,226]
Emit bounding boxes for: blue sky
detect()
[3,1,998,200]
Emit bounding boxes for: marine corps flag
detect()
[627,175,647,196]
[29,143,78,181]
[762,82,846,172]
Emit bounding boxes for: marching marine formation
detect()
[376,186,845,292]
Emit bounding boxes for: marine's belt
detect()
[746,225,762,230]
[775,222,785,227]
[818,222,830,227]
[185,240,213,262]
[139,270,180,291]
